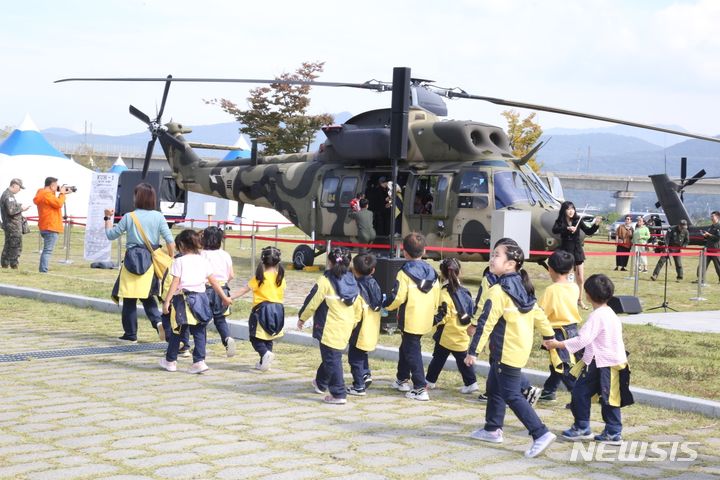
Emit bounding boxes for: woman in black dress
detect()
[552,201,602,309]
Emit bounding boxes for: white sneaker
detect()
[188,361,209,374]
[156,323,166,342]
[259,351,274,371]
[392,379,411,392]
[426,382,437,390]
[225,337,236,358]
[322,395,347,405]
[159,358,176,372]
[346,386,367,396]
[524,432,557,458]
[470,428,503,443]
[254,361,262,370]
[460,382,480,394]
[312,379,327,394]
[405,388,429,401]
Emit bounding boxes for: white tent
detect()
[0,115,93,223]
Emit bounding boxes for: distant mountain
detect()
[543,124,693,148]
[43,111,355,157]
[42,127,79,137]
[538,132,720,178]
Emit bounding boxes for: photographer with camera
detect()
[33,177,74,273]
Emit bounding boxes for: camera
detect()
[57,185,77,193]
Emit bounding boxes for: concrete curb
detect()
[2,283,719,418]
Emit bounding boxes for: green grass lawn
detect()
[2,226,719,401]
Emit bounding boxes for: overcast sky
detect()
[2,0,719,140]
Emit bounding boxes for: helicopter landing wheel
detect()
[292,244,315,270]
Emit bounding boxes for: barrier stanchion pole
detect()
[251,228,256,273]
[633,249,640,297]
[691,249,706,301]
[700,248,708,287]
[326,239,332,256]
[60,220,74,265]
[275,225,278,248]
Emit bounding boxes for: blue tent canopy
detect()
[0,129,67,158]
[223,149,251,161]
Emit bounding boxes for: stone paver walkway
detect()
[2,299,720,480]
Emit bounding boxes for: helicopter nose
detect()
[540,211,559,249]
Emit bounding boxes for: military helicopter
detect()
[651,157,712,245]
[56,68,720,268]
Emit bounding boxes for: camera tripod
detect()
[647,248,677,312]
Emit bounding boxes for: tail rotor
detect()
[129,75,185,178]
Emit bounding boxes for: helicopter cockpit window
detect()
[494,171,537,208]
[321,177,339,207]
[458,171,489,209]
[338,177,358,206]
[459,171,489,194]
[412,174,448,216]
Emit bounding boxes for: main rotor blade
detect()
[55,77,392,92]
[142,138,156,179]
[443,91,720,144]
[157,75,172,120]
[129,105,151,125]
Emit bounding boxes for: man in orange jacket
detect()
[33,177,73,273]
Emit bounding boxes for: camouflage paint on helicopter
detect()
[161,107,563,262]
[57,71,720,266]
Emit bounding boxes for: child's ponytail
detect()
[440,257,461,294]
[328,247,351,278]
[504,243,535,297]
[256,246,283,286]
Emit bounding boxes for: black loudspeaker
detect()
[389,67,410,160]
[374,257,408,331]
[608,295,642,315]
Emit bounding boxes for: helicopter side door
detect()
[405,172,452,244]
[317,173,359,237]
[454,169,492,252]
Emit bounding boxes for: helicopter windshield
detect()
[494,171,538,208]
[520,165,560,205]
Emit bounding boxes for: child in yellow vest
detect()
[425,258,477,393]
[538,249,582,402]
[465,242,557,458]
[298,248,362,404]
[346,253,383,396]
[232,246,286,371]
[385,233,441,401]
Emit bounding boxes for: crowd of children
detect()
[150,227,631,459]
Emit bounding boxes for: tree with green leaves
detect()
[206,62,333,155]
[502,109,543,172]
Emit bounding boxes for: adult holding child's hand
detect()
[105,182,175,343]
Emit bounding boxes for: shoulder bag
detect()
[129,212,172,279]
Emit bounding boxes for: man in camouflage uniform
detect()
[697,210,720,283]
[1,178,30,269]
[650,219,689,282]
